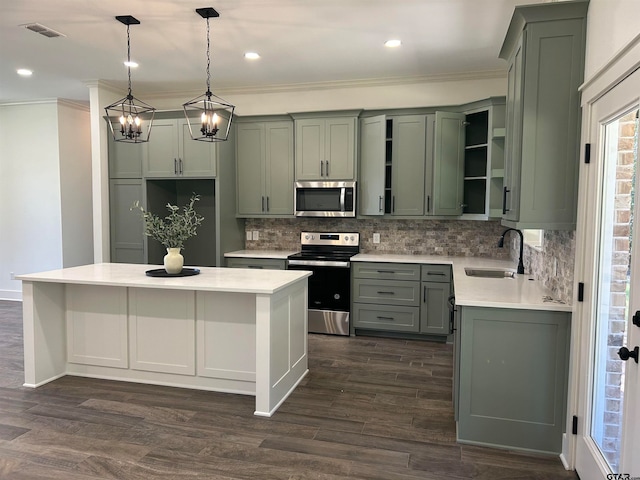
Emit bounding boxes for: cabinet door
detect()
[325,117,356,180]
[295,119,324,180]
[236,122,266,215]
[503,35,524,222]
[108,135,143,178]
[458,307,570,452]
[109,179,145,264]
[359,115,386,215]
[265,121,294,215]
[391,115,426,216]
[433,111,465,216]
[180,119,217,177]
[517,19,584,228]
[144,119,180,177]
[420,281,450,335]
[129,288,196,375]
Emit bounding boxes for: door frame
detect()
[565,33,640,472]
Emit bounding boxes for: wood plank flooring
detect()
[0,300,578,479]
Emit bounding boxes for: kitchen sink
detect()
[464,268,517,278]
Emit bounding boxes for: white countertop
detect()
[352,253,571,312]
[224,250,298,259]
[17,263,311,295]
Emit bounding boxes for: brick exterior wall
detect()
[599,111,637,469]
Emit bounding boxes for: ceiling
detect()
[0,0,547,104]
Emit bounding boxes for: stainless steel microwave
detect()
[294,181,356,217]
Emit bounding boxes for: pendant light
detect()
[104,15,155,143]
[183,7,235,142]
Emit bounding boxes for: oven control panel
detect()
[300,232,359,247]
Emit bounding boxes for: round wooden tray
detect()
[145,267,201,277]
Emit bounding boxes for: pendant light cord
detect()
[127,24,132,98]
[205,17,212,95]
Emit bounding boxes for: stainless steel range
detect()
[287,232,360,335]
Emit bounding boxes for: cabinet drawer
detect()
[421,264,452,283]
[226,258,286,270]
[353,279,420,307]
[352,262,420,281]
[353,304,420,332]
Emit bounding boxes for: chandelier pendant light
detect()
[183,7,235,142]
[104,15,155,143]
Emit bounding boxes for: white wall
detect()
[0,100,93,300]
[584,0,640,80]
[57,101,94,267]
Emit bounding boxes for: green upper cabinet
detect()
[433,111,465,216]
[500,0,587,230]
[144,118,217,178]
[358,115,386,215]
[108,134,144,179]
[236,119,294,217]
[391,115,428,216]
[359,112,467,217]
[359,114,429,216]
[293,112,358,181]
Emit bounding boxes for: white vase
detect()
[164,248,184,274]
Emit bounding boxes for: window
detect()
[523,229,543,251]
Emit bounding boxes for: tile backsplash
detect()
[512,230,576,305]
[244,218,576,305]
[245,218,511,258]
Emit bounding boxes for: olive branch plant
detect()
[131,194,204,249]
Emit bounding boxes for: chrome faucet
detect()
[498,228,525,274]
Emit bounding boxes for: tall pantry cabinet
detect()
[107,113,244,266]
[500,0,588,230]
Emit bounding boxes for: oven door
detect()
[287,260,351,335]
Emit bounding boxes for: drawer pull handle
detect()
[376,270,396,274]
[377,291,395,295]
[247,266,264,269]
[427,272,446,276]
[376,316,395,321]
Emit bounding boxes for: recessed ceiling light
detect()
[124,61,138,68]
[384,39,402,48]
[244,52,260,60]
[17,69,33,76]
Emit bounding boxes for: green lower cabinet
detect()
[457,306,570,454]
[420,281,450,335]
[352,304,420,332]
[352,262,452,337]
[226,257,286,270]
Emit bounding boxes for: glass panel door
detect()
[591,107,638,473]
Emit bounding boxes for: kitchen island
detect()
[17,263,311,417]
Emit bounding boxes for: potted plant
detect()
[131,194,204,274]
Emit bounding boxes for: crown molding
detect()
[142,69,508,100]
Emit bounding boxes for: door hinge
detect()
[572,415,578,435]
[584,143,591,164]
[577,282,585,302]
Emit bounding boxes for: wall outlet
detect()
[252,231,260,241]
[372,233,380,244]
[246,231,252,241]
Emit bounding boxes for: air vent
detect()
[22,23,65,38]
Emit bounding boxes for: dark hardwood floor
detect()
[0,300,577,479]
